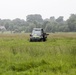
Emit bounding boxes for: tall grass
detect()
[0,33,76,75]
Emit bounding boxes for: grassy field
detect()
[0,33,76,75]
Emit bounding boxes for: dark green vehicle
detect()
[30,28,49,42]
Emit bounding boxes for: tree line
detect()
[0,14,76,33]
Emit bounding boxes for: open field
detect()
[0,33,76,75]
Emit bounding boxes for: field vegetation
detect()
[0,33,76,75]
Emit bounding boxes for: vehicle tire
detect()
[43,38,46,42]
[30,39,32,42]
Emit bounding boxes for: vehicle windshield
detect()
[32,30,41,35]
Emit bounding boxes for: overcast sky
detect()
[0,0,76,20]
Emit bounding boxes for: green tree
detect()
[67,14,76,31]
[56,16,64,23]
[26,14,43,23]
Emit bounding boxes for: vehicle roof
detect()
[33,28,43,30]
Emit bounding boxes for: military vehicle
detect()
[30,28,49,42]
